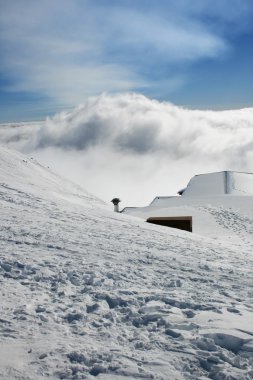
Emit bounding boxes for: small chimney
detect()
[111,197,121,212]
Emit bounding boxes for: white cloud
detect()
[6,63,145,106]
[106,9,228,61]
[1,93,253,207]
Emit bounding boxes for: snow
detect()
[0,146,106,210]
[182,172,228,197]
[0,146,253,379]
[181,171,253,197]
[123,171,253,244]
[232,172,253,195]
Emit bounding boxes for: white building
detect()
[122,171,253,237]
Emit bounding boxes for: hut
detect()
[122,171,253,233]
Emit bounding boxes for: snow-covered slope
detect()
[0,147,253,380]
[0,146,106,209]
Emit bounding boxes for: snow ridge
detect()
[0,146,106,209]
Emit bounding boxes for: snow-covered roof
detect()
[122,171,253,239]
[180,171,253,197]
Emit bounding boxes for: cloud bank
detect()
[1,93,253,206]
[35,93,253,164]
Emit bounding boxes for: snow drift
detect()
[0,147,253,379]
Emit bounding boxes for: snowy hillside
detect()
[0,147,106,210]
[0,147,253,379]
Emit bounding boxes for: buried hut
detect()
[120,171,253,235]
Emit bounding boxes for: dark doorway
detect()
[147,216,192,232]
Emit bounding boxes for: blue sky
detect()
[1,0,253,122]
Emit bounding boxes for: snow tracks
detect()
[0,153,253,379]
